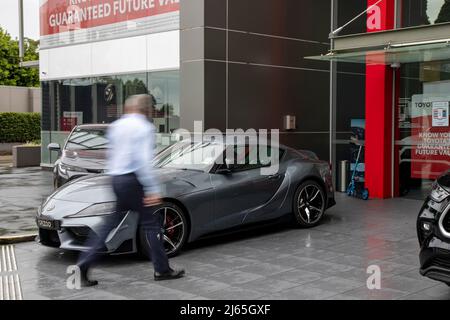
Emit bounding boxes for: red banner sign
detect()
[40,0,180,36]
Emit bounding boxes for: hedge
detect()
[0,112,41,143]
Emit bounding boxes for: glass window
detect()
[402,0,450,28]
[41,70,180,166]
[65,127,108,151]
[154,141,225,172]
[396,60,450,199]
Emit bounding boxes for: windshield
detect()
[154,141,225,172]
[65,128,108,151]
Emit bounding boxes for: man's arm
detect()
[135,125,162,205]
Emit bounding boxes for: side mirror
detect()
[48,143,61,152]
[216,158,233,175]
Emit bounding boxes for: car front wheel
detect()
[293,180,326,228]
[138,202,188,259]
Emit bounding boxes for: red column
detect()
[365,0,396,199]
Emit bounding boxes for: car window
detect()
[154,141,225,172]
[222,145,284,172]
[65,128,108,151]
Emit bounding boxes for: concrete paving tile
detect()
[404,284,450,300]
[271,269,324,285]
[206,269,264,285]
[291,248,344,261]
[204,286,266,300]
[299,260,355,276]
[304,276,363,293]
[106,280,199,300]
[326,254,376,268]
[264,254,319,269]
[368,260,418,276]
[239,277,300,293]
[258,284,338,300]
[385,253,420,266]
[156,276,230,296]
[381,275,441,293]
[238,262,294,277]
[337,285,409,300]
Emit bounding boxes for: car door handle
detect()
[267,174,282,180]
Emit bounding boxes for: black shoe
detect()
[154,268,185,281]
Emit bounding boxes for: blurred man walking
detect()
[77,94,185,286]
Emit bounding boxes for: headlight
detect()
[430,182,450,203]
[58,163,87,175]
[69,202,116,218]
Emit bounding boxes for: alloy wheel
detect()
[296,184,325,225]
[154,206,185,255]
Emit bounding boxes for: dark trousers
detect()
[77,173,170,275]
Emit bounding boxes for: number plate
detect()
[36,218,60,230]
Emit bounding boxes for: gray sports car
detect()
[36,140,335,257]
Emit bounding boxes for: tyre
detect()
[139,202,188,259]
[293,180,326,228]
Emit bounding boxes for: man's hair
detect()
[124,94,153,114]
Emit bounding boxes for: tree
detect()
[0,28,39,87]
[435,0,450,24]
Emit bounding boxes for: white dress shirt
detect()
[107,113,161,195]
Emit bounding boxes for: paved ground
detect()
[0,167,53,236]
[1,193,449,300]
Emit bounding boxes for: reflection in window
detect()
[402,0,450,27]
[41,70,180,165]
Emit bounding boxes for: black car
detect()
[48,124,108,188]
[417,170,450,286]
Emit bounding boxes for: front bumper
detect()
[418,196,450,284]
[36,213,134,254]
[420,241,450,284]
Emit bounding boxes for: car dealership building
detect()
[39,0,450,200]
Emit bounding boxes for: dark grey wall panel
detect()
[227,64,330,132]
[205,28,227,61]
[205,0,227,28]
[280,133,330,161]
[228,0,331,43]
[205,61,227,131]
[336,72,365,132]
[228,31,329,70]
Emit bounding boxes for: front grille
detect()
[39,229,61,247]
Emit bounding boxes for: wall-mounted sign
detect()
[411,95,450,180]
[432,101,449,127]
[61,111,83,131]
[40,0,180,49]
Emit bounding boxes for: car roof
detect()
[75,124,109,130]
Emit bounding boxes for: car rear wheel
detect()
[293,180,326,228]
[138,202,188,259]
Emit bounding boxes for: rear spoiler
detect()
[297,150,319,161]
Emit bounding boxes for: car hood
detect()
[62,150,107,170]
[50,168,205,204]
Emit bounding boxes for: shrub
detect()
[0,112,41,143]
